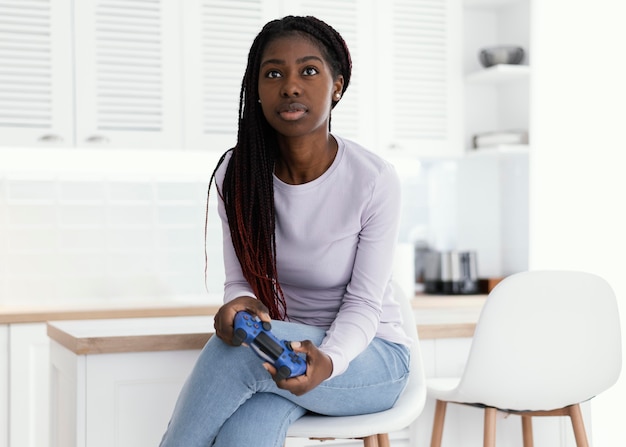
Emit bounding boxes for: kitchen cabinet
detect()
[0,303,216,447]
[0,326,8,447]
[0,0,73,147]
[463,0,530,152]
[72,0,184,149]
[375,0,464,159]
[1,0,464,159]
[0,0,182,149]
[45,304,480,447]
[50,341,200,447]
[0,323,50,447]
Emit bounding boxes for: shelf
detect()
[465,64,530,84]
[464,0,523,8]
[466,144,529,156]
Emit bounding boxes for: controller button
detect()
[277,366,291,381]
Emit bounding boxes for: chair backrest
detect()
[286,281,426,439]
[391,280,428,425]
[456,270,622,411]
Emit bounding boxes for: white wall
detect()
[0,149,225,305]
[530,2,626,445]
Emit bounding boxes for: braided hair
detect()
[208,16,352,319]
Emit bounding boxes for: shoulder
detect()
[335,135,399,185]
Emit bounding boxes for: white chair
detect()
[428,270,622,447]
[286,282,427,447]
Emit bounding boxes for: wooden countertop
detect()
[0,300,220,324]
[46,294,487,354]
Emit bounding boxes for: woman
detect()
[160,15,411,446]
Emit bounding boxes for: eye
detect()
[302,66,319,76]
[265,70,282,79]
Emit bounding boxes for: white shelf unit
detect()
[462,0,530,152]
[465,64,530,84]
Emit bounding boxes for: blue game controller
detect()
[233,311,307,380]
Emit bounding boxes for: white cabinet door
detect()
[181,0,373,151]
[0,325,8,447]
[84,350,200,447]
[376,0,463,159]
[282,0,376,146]
[73,0,183,149]
[0,0,73,147]
[181,0,271,151]
[9,323,50,447]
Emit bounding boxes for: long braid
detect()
[208,16,352,320]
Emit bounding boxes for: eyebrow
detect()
[260,55,324,68]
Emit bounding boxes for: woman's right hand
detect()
[213,296,271,345]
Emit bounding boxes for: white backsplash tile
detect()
[0,174,216,303]
[0,153,528,304]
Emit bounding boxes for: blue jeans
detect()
[159,320,410,447]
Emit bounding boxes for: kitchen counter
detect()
[45,294,487,354]
[0,299,220,324]
[45,294,487,447]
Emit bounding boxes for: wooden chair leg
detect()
[430,400,447,447]
[377,433,390,447]
[483,407,497,447]
[568,404,590,447]
[362,434,379,447]
[521,415,534,447]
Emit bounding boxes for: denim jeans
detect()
[159,320,410,447]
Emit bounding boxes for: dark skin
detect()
[213,34,344,396]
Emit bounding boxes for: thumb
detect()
[290,340,304,352]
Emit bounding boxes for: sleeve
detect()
[214,153,256,304]
[317,162,402,378]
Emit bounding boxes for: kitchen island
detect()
[0,298,218,447]
[42,295,486,447]
[2,295,486,447]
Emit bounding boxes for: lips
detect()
[278,102,308,120]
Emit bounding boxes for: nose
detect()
[280,73,301,97]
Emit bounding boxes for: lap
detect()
[264,320,410,416]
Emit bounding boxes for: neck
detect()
[274,135,338,185]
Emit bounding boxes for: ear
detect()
[333,75,345,100]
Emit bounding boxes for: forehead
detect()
[261,32,326,61]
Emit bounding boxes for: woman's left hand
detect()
[264,340,333,396]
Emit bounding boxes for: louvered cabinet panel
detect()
[377,0,463,159]
[282,0,375,145]
[74,0,183,149]
[182,0,272,150]
[0,0,73,147]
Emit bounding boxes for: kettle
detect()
[424,251,479,294]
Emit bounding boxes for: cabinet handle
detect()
[86,135,110,144]
[38,134,63,143]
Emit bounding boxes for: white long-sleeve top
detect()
[215,135,411,378]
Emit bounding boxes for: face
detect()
[257,34,344,139]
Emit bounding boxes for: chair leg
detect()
[377,433,390,447]
[362,434,379,447]
[521,415,534,447]
[430,400,447,447]
[483,407,497,447]
[568,404,590,447]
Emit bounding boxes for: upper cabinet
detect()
[73,0,184,149]
[1,0,467,158]
[183,0,371,151]
[462,0,530,152]
[376,0,464,159]
[0,0,73,147]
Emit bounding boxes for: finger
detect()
[263,362,277,376]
